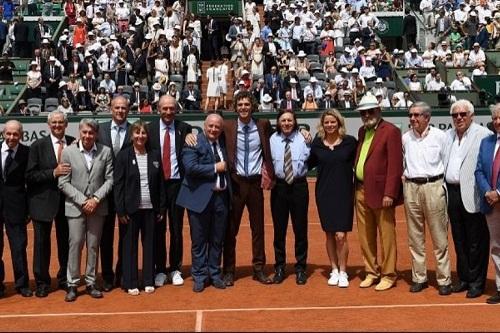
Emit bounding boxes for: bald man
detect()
[0,120,31,297]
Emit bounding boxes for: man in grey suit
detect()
[444,99,491,299]
[58,119,114,302]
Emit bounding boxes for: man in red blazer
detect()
[354,93,403,291]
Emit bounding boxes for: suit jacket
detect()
[182,44,200,63]
[113,146,166,216]
[43,65,62,84]
[402,14,417,35]
[444,122,491,213]
[180,88,201,111]
[264,73,283,91]
[66,61,84,78]
[147,118,192,178]
[56,45,72,65]
[97,120,132,156]
[26,135,75,221]
[222,118,275,180]
[82,78,98,94]
[13,22,29,42]
[0,144,29,223]
[319,99,337,109]
[73,92,93,111]
[129,90,147,106]
[176,133,231,213]
[475,133,499,214]
[58,142,114,217]
[279,99,299,111]
[354,119,403,209]
[33,23,50,47]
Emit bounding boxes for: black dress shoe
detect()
[438,284,452,296]
[17,287,33,297]
[102,280,114,292]
[409,282,428,293]
[86,285,103,299]
[0,289,4,298]
[212,279,226,290]
[486,292,500,304]
[193,282,205,293]
[296,271,307,285]
[253,271,272,285]
[35,285,50,298]
[65,287,77,302]
[273,269,286,284]
[452,281,468,293]
[58,282,68,292]
[466,288,483,298]
[223,273,234,287]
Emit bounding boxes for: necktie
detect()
[162,126,171,179]
[288,101,292,109]
[284,138,293,184]
[51,66,54,78]
[108,58,111,71]
[57,140,64,163]
[243,125,250,176]
[292,88,297,100]
[212,142,225,188]
[113,126,121,156]
[88,80,92,92]
[3,149,13,180]
[492,138,500,188]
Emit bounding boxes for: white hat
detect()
[59,35,67,41]
[75,43,83,48]
[297,50,307,57]
[30,61,37,66]
[238,80,245,85]
[268,33,274,37]
[174,24,181,29]
[110,35,117,40]
[324,91,331,96]
[357,46,365,51]
[376,77,383,83]
[289,66,296,71]
[262,94,273,103]
[58,81,67,88]
[473,42,480,47]
[356,92,379,111]
[48,56,56,61]
[351,68,359,74]
[84,51,92,57]
[133,81,140,87]
[42,39,49,44]
[145,33,153,40]
[76,18,83,23]
[168,81,177,87]
[152,82,162,90]
[241,69,250,75]
[309,77,318,83]
[63,28,69,33]
[366,56,372,61]
[470,11,477,16]
[393,48,399,54]
[341,67,349,73]
[441,41,447,45]
[88,31,95,36]
[410,48,418,53]
[354,38,361,43]
[78,86,86,92]
[129,26,136,32]
[290,78,298,84]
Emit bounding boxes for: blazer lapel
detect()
[174,119,182,157]
[45,136,58,165]
[365,120,384,160]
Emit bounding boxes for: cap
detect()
[30,61,37,66]
[410,48,417,53]
[473,42,480,47]
[18,99,26,104]
[238,80,245,85]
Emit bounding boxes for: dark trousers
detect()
[291,39,301,54]
[13,41,29,58]
[208,34,220,60]
[188,191,228,284]
[122,209,155,290]
[32,202,69,288]
[270,179,309,272]
[154,179,184,274]
[223,175,266,274]
[100,197,126,285]
[0,218,29,290]
[447,184,489,290]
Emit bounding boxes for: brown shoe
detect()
[375,280,395,291]
[359,276,378,288]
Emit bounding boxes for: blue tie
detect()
[243,125,250,176]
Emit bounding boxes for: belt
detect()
[233,174,261,182]
[276,177,307,185]
[406,174,443,185]
[446,182,460,190]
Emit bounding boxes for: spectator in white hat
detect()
[370,78,388,99]
[405,48,423,68]
[469,42,486,65]
[303,77,324,101]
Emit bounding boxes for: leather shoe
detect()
[193,282,205,293]
[65,287,77,302]
[58,282,68,292]
[212,279,226,290]
[35,285,50,298]
[359,276,378,288]
[253,271,272,285]
[438,284,452,296]
[375,280,395,291]
[466,288,483,298]
[273,268,286,284]
[223,273,234,287]
[486,292,500,304]
[296,271,307,285]
[17,287,33,297]
[86,285,103,299]
[452,281,468,293]
[409,282,428,293]
[102,280,114,292]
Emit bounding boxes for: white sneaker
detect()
[144,286,155,294]
[170,270,184,286]
[154,273,167,287]
[127,288,140,296]
[338,271,349,288]
[328,269,339,286]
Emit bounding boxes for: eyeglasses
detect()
[359,109,376,116]
[408,113,423,118]
[451,112,469,119]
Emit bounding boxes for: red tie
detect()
[492,139,500,188]
[163,126,171,180]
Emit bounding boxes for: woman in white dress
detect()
[218,58,229,109]
[250,37,264,76]
[205,60,220,111]
[169,36,183,75]
[154,51,169,82]
[185,48,198,84]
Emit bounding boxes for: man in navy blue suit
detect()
[176,113,230,293]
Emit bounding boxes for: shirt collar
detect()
[238,118,255,129]
[78,140,97,153]
[50,133,65,145]
[112,120,126,130]
[280,130,296,142]
[1,142,18,154]
[162,119,174,130]
[412,125,431,139]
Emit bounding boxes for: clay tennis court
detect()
[0,180,498,331]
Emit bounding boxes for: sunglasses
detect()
[408,112,423,118]
[451,112,468,119]
[359,109,376,116]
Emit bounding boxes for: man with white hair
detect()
[449,72,472,91]
[359,57,377,81]
[405,49,423,68]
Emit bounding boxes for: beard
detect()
[362,117,378,129]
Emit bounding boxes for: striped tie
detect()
[284,138,293,185]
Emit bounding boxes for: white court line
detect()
[0,302,492,319]
[195,310,203,332]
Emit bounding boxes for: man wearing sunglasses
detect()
[402,102,452,296]
[354,93,403,291]
[444,99,491,298]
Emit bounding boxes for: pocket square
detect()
[153,161,159,168]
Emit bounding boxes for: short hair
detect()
[128,119,149,143]
[409,101,432,118]
[275,110,299,134]
[79,118,99,132]
[450,99,474,115]
[490,103,500,116]
[233,91,259,113]
[316,109,346,140]
[111,95,130,108]
[47,110,68,123]
[3,120,23,134]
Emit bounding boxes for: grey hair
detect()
[490,103,500,116]
[450,99,475,115]
[47,110,68,123]
[3,120,23,134]
[409,101,432,117]
[79,118,99,132]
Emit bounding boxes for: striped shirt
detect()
[136,153,153,209]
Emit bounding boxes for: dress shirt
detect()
[445,127,471,184]
[1,142,18,171]
[78,140,97,171]
[236,118,263,177]
[270,131,310,179]
[160,120,179,179]
[136,153,153,209]
[50,134,66,163]
[403,126,446,178]
[111,121,127,151]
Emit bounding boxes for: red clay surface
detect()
[0,180,499,331]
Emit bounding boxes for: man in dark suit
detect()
[182,36,200,64]
[402,9,417,51]
[262,35,281,74]
[82,72,98,97]
[180,80,201,112]
[97,96,131,291]
[320,91,336,109]
[279,90,299,111]
[33,17,50,50]
[264,66,282,91]
[129,82,146,111]
[354,93,403,292]
[148,95,192,287]
[26,111,75,297]
[56,37,73,73]
[0,120,31,297]
[13,16,29,58]
[43,56,63,98]
[176,113,231,293]
[206,15,220,60]
[73,87,94,112]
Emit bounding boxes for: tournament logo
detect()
[377,19,389,34]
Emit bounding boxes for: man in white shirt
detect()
[420,0,434,28]
[357,6,379,28]
[449,71,472,91]
[426,73,446,91]
[406,49,423,68]
[402,102,452,296]
[469,43,486,65]
[99,73,117,94]
[453,3,469,24]
[303,77,323,102]
[359,57,377,81]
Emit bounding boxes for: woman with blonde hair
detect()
[309,110,357,287]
